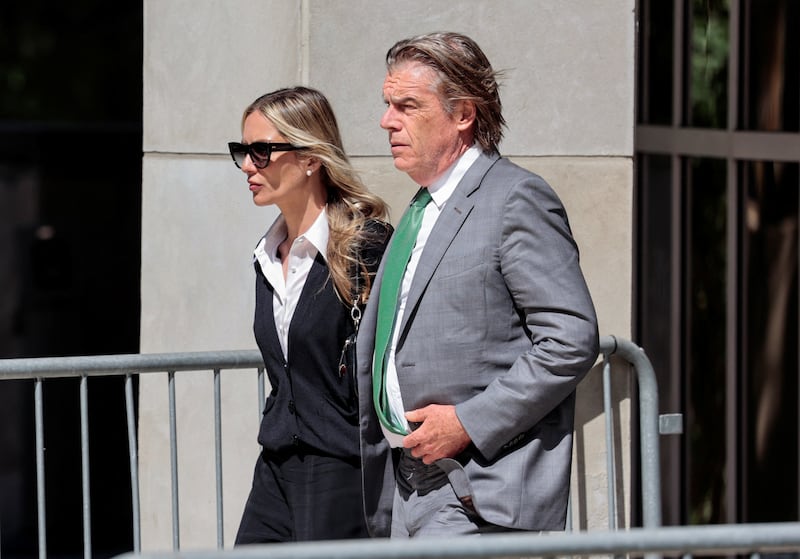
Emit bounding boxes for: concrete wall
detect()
[140,0,635,549]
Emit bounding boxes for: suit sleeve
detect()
[455,174,599,461]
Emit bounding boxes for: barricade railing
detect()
[112,521,800,559]
[0,349,264,559]
[0,336,675,558]
[590,335,682,532]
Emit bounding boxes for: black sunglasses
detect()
[227,141,302,169]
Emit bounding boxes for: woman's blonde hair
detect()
[242,87,389,304]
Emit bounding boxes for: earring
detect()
[306,169,313,177]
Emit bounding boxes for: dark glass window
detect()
[0,2,143,557]
[638,0,675,124]
[740,159,799,521]
[636,153,686,525]
[739,0,800,132]
[636,0,800,530]
[637,154,675,400]
[684,156,728,524]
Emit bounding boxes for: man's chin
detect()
[391,157,410,172]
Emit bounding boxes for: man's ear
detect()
[455,100,477,132]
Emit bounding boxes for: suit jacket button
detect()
[288,400,295,414]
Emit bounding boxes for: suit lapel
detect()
[397,152,500,339]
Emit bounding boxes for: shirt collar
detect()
[300,207,329,259]
[254,207,329,263]
[426,145,481,209]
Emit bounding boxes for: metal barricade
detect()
[112,521,800,559]
[0,336,678,558]
[593,335,681,531]
[0,350,264,559]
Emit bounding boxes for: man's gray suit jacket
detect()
[357,151,599,537]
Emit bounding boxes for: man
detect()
[356,31,599,538]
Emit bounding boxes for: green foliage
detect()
[690,0,730,128]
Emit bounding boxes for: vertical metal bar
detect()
[670,6,686,523]
[670,155,684,523]
[630,345,663,530]
[168,370,180,550]
[213,368,224,549]
[728,0,740,131]
[600,335,663,559]
[35,379,47,559]
[603,355,618,531]
[725,0,741,526]
[80,375,92,559]
[125,374,141,553]
[725,160,739,525]
[672,0,684,128]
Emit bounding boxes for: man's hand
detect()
[403,404,471,464]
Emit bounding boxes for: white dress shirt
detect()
[253,208,329,359]
[381,145,481,447]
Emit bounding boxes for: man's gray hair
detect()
[386,32,505,155]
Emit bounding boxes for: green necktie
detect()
[373,188,433,434]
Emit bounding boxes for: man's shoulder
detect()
[474,155,565,212]
[470,155,553,201]
[488,155,547,185]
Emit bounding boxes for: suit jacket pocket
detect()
[426,259,490,347]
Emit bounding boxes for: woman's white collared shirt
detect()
[253,209,329,359]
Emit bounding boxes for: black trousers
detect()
[235,449,369,543]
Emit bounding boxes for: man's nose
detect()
[380,106,397,130]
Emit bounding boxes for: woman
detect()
[228,87,391,543]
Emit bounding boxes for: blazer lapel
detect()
[397,152,500,339]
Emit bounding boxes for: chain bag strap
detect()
[337,258,361,397]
